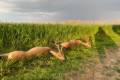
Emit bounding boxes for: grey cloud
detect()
[10,0,98,20]
[1,0,120,21]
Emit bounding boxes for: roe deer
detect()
[0,51,26,60]
[26,47,65,61]
[60,36,91,49]
[0,47,65,61]
[60,39,82,49]
[26,47,51,58]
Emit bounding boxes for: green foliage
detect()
[112,25,120,35]
[0,23,119,80]
[0,23,98,52]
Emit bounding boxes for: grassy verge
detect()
[0,23,120,80]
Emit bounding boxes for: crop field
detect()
[0,23,120,80]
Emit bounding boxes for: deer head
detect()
[50,43,65,61]
[50,50,65,61]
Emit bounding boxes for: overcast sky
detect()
[0,0,120,22]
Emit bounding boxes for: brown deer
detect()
[0,51,26,60]
[56,36,91,52]
[0,47,65,61]
[60,39,91,49]
[26,47,65,61]
[60,39,82,49]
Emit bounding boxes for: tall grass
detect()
[0,23,98,53]
[0,23,119,80]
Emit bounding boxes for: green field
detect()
[0,23,120,80]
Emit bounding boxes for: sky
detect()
[0,0,120,22]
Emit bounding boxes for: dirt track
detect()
[64,47,120,80]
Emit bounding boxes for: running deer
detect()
[0,47,65,61]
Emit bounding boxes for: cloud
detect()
[6,0,98,20]
[0,0,120,22]
[0,1,15,13]
[0,0,60,22]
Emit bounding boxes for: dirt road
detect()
[64,47,120,80]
